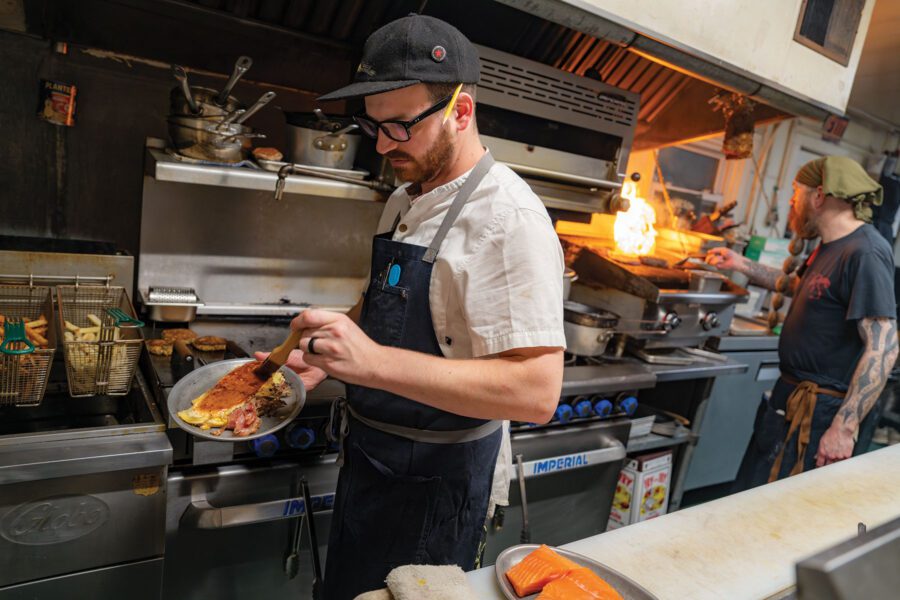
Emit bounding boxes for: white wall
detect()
[562,0,876,114]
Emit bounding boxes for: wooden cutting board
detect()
[467,444,900,599]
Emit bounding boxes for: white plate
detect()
[167,358,305,442]
[494,544,658,599]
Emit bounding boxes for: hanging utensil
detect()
[284,472,303,579]
[172,65,200,115]
[515,453,531,544]
[234,91,276,125]
[301,477,323,600]
[216,55,252,107]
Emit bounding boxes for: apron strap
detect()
[423,152,495,264]
[326,397,501,461]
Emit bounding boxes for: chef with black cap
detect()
[254,13,566,599]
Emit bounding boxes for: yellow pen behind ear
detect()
[441,83,464,125]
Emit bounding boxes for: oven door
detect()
[482,419,629,565]
[163,459,339,599]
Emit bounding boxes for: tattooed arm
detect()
[705,248,793,295]
[816,317,900,467]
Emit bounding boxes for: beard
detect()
[387,127,455,185]
[788,198,819,239]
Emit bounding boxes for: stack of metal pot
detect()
[167,56,275,163]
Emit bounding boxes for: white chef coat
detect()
[372,154,566,516]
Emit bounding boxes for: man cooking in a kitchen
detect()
[706,156,898,490]
[256,14,566,599]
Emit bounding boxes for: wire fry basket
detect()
[0,285,57,407]
[57,285,143,397]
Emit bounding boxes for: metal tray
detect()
[167,358,305,442]
[494,544,657,600]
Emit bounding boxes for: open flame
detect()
[614,181,657,256]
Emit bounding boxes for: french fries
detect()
[63,313,118,342]
[0,313,50,349]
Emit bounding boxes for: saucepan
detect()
[284,109,361,169]
[563,301,619,357]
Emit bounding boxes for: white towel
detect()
[385,564,478,600]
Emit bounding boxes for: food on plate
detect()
[252,146,283,161]
[192,335,227,352]
[146,339,174,356]
[177,362,289,436]
[536,567,623,600]
[0,314,50,349]
[161,328,198,343]
[505,544,580,597]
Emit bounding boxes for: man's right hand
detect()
[254,349,328,391]
[705,247,747,272]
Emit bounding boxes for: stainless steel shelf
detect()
[145,147,385,202]
[645,356,748,383]
[626,427,691,453]
[562,363,656,396]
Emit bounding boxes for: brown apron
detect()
[768,375,846,482]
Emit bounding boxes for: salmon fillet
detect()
[537,567,623,600]
[505,545,580,597]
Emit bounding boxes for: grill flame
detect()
[614,182,657,256]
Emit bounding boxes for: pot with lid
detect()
[563,301,619,357]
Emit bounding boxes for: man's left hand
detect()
[816,424,855,467]
[293,309,382,386]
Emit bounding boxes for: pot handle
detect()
[216,55,253,106]
[235,91,276,124]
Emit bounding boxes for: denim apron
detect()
[322,153,503,600]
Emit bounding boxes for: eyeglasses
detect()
[353,93,453,142]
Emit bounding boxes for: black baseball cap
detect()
[318,14,480,102]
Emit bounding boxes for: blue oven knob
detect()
[592,398,614,418]
[554,404,574,424]
[251,434,279,457]
[573,398,594,418]
[287,426,317,450]
[618,396,639,416]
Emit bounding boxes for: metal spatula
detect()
[254,328,304,380]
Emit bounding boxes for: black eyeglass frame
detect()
[353,93,453,142]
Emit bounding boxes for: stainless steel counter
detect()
[717,333,780,352]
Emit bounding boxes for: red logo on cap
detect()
[431,46,446,62]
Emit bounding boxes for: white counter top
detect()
[468,444,900,599]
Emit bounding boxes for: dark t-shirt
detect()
[779,224,896,392]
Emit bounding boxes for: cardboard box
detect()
[607,450,673,529]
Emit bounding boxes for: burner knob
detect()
[573,398,594,418]
[554,404,574,424]
[251,434,279,458]
[286,425,316,450]
[617,396,639,416]
[661,312,681,331]
[701,312,721,331]
[592,398,614,418]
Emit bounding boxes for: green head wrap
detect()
[794,156,883,222]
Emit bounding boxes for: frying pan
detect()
[167,358,305,442]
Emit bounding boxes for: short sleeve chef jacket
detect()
[373,156,567,514]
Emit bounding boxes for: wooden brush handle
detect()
[269,328,304,367]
